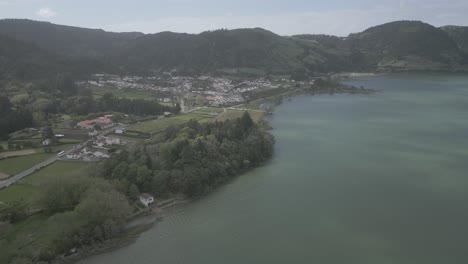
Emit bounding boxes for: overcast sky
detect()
[1,0,468,36]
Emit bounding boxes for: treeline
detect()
[1,176,132,263]
[97,112,274,198]
[60,92,179,116]
[0,96,33,139]
[97,93,178,116]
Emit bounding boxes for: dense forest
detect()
[97,112,274,197]
[0,113,274,263]
[0,96,33,139]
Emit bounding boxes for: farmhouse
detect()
[115,127,126,134]
[66,150,82,160]
[139,193,155,206]
[93,151,110,159]
[105,137,121,145]
[78,115,115,130]
[42,139,52,146]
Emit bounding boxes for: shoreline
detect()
[56,198,190,264]
[58,78,378,264]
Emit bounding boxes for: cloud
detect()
[37,7,57,18]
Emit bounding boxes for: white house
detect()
[105,137,121,145]
[93,151,110,159]
[42,139,52,146]
[115,128,126,134]
[88,130,98,137]
[163,98,171,103]
[66,151,81,160]
[139,193,155,206]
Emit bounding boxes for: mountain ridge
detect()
[1,19,467,79]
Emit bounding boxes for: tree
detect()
[75,186,132,227]
[128,184,140,200]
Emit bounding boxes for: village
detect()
[79,73,314,107]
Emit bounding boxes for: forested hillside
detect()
[1,19,468,80]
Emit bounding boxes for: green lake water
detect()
[81,74,468,264]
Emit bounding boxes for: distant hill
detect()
[0,19,143,58]
[346,21,465,71]
[114,28,305,74]
[0,19,467,78]
[441,25,468,54]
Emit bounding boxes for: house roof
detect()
[140,193,153,199]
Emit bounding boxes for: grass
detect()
[0,149,37,159]
[216,109,266,123]
[0,161,92,208]
[0,184,36,205]
[0,153,54,176]
[114,134,146,143]
[193,107,224,114]
[130,113,213,134]
[20,161,91,186]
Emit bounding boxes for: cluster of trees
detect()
[0,96,33,139]
[58,92,179,116]
[1,175,133,263]
[97,112,274,198]
[58,93,179,116]
[97,93,179,116]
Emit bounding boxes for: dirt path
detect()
[0,171,10,180]
[0,149,37,159]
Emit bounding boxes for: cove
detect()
[80,74,468,264]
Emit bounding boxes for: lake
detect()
[81,74,468,264]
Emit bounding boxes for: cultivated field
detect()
[0,149,37,159]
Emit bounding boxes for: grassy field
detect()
[130,113,213,134]
[216,109,266,123]
[0,161,92,207]
[192,107,224,114]
[0,153,54,176]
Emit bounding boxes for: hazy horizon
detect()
[1,0,468,36]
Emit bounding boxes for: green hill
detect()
[114,28,304,75]
[441,25,468,54]
[1,19,468,77]
[346,21,465,71]
[0,19,142,58]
